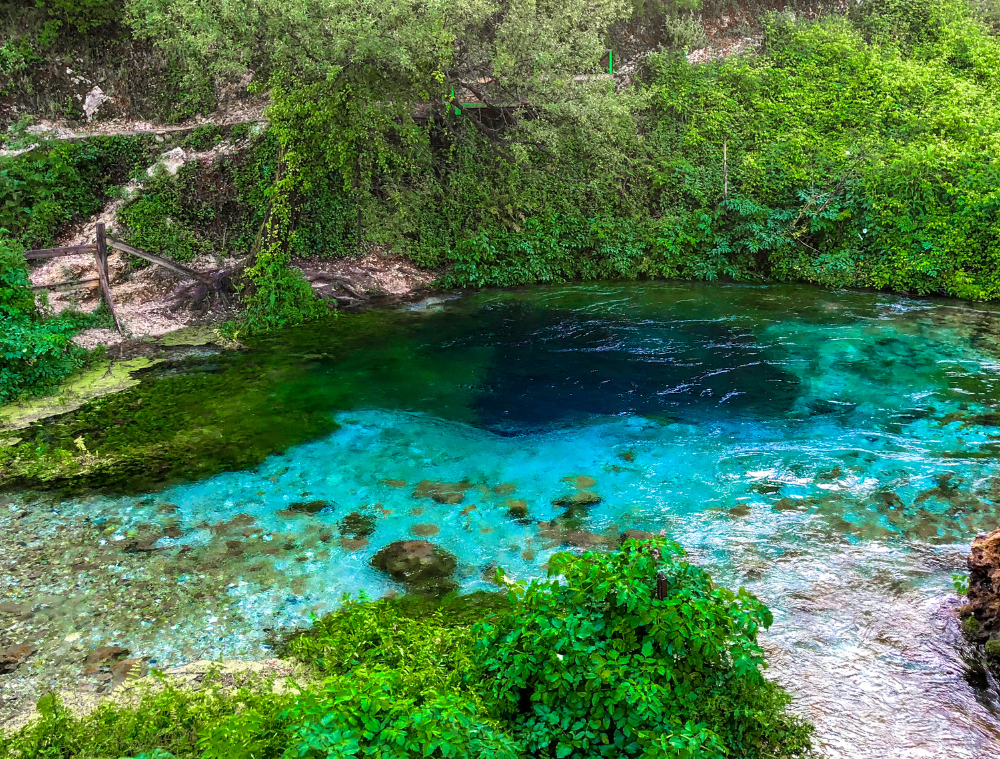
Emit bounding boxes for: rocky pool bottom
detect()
[2,413,999,758]
[4,283,1000,757]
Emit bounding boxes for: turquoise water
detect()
[5,283,1000,755]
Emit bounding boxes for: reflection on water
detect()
[3,283,1000,756]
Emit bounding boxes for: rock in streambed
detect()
[963,526,1000,653]
[370,540,458,595]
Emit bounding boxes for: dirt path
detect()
[2,99,268,157]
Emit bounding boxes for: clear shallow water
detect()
[5,283,1000,755]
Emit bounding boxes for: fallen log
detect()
[107,237,215,287]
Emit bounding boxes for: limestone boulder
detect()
[370,540,458,594]
[965,526,1000,643]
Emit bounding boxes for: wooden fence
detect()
[25,222,216,335]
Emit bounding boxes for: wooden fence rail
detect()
[24,224,218,335]
[24,244,97,260]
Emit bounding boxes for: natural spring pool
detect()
[3,283,1000,756]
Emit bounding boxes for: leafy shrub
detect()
[118,142,266,266]
[0,136,151,249]
[240,239,328,334]
[34,0,124,33]
[282,592,504,688]
[476,538,813,759]
[183,125,222,152]
[0,671,290,759]
[953,572,970,595]
[0,234,102,403]
[279,671,520,759]
[0,37,35,79]
[118,163,215,262]
[150,58,218,125]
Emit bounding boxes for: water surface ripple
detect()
[4,284,1000,756]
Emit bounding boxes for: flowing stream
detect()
[3,283,1000,756]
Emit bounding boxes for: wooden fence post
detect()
[94,222,123,334]
[656,571,668,601]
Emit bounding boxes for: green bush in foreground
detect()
[478,541,812,759]
[0,540,813,759]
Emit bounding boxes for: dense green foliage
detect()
[117,0,1000,333]
[6,0,1000,376]
[2,674,292,759]
[117,165,214,263]
[478,542,811,759]
[380,0,1000,298]
[0,234,103,404]
[113,124,280,267]
[643,3,1000,298]
[0,136,151,249]
[0,0,215,126]
[0,541,812,759]
[35,0,124,33]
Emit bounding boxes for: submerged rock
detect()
[410,523,440,537]
[208,513,256,534]
[816,466,843,482]
[85,645,130,665]
[964,526,1000,645]
[619,529,654,544]
[0,644,35,674]
[338,511,376,539]
[505,499,529,521]
[339,537,369,552]
[551,490,602,509]
[370,540,458,594]
[562,475,597,490]
[537,520,616,550]
[412,480,472,505]
[285,500,331,515]
[0,601,30,619]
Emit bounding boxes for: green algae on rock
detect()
[370,540,459,595]
[338,511,376,539]
[0,309,490,495]
[282,501,331,515]
[0,357,161,433]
